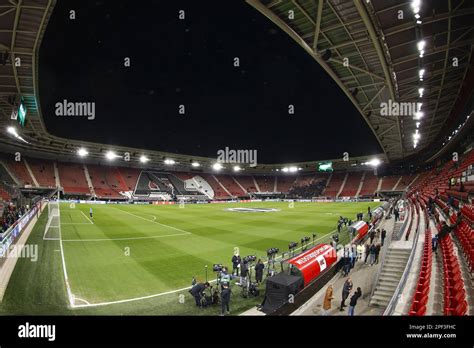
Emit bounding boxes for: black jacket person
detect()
[190,282,209,306]
[232,254,241,276]
[438,215,461,240]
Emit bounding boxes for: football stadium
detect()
[0,0,473,345]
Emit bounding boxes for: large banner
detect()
[0,205,39,259]
[286,244,337,286]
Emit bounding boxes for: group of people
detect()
[0,203,28,237]
[288,181,326,199]
[231,254,265,285]
[337,216,352,233]
[322,278,362,316]
[189,255,267,316]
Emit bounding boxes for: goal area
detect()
[44,201,60,241]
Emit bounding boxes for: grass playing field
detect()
[0,201,379,315]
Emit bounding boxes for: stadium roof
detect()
[0,0,472,171]
[246,0,474,162]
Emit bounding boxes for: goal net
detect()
[44,201,60,240]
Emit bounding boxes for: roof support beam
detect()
[312,0,323,51]
[353,0,402,157]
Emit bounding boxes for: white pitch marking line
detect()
[80,211,94,224]
[62,223,93,225]
[69,227,338,308]
[62,232,190,242]
[112,207,191,235]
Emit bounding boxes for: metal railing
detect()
[383,200,421,315]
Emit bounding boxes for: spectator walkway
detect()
[292,217,395,316]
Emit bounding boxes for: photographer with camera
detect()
[189,282,210,307]
[255,259,264,284]
[232,254,241,276]
[220,266,231,289]
[220,283,232,316]
[240,259,249,287]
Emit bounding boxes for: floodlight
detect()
[105,151,117,160]
[164,159,175,165]
[77,148,88,157]
[213,163,223,171]
[140,155,149,163]
[191,162,200,167]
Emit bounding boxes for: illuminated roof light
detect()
[416,20,422,24]
[418,88,424,97]
[233,165,241,172]
[415,111,424,119]
[417,40,426,51]
[368,158,381,167]
[140,155,149,163]
[77,148,89,157]
[6,126,17,136]
[416,122,420,128]
[282,167,289,173]
[213,163,223,171]
[164,159,175,165]
[191,162,200,167]
[105,151,117,160]
[289,166,298,173]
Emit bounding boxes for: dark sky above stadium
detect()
[39,0,382,164]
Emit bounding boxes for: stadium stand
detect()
[358,171,378,197]
[339,172,363,197]
[380,175,401,191]
[199,174,231,199]
[118,167,141,191]
[5,159,33,186]
[214,175,246,197]
[28,158,56,187]
[254,175,274,193]
[276,175,296,193]
[234,176,258,193]
[57,162,90,195]
[322,172,345,197]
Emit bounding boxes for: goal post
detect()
[44,201,61,241]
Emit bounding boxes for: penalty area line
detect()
[62,232,191,242]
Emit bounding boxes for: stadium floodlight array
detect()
[44,201,61,241]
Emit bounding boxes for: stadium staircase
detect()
[83,164,95,197]
[232,176,248,195]
[336,173,349,198]
[355,172,365,197]
[53,162,61,188]
[370,248,411,308]
[252,176,260,193]
[23,158,39,187]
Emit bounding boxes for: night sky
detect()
[38,0,382,164]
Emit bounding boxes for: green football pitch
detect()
[0,201,379,315]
